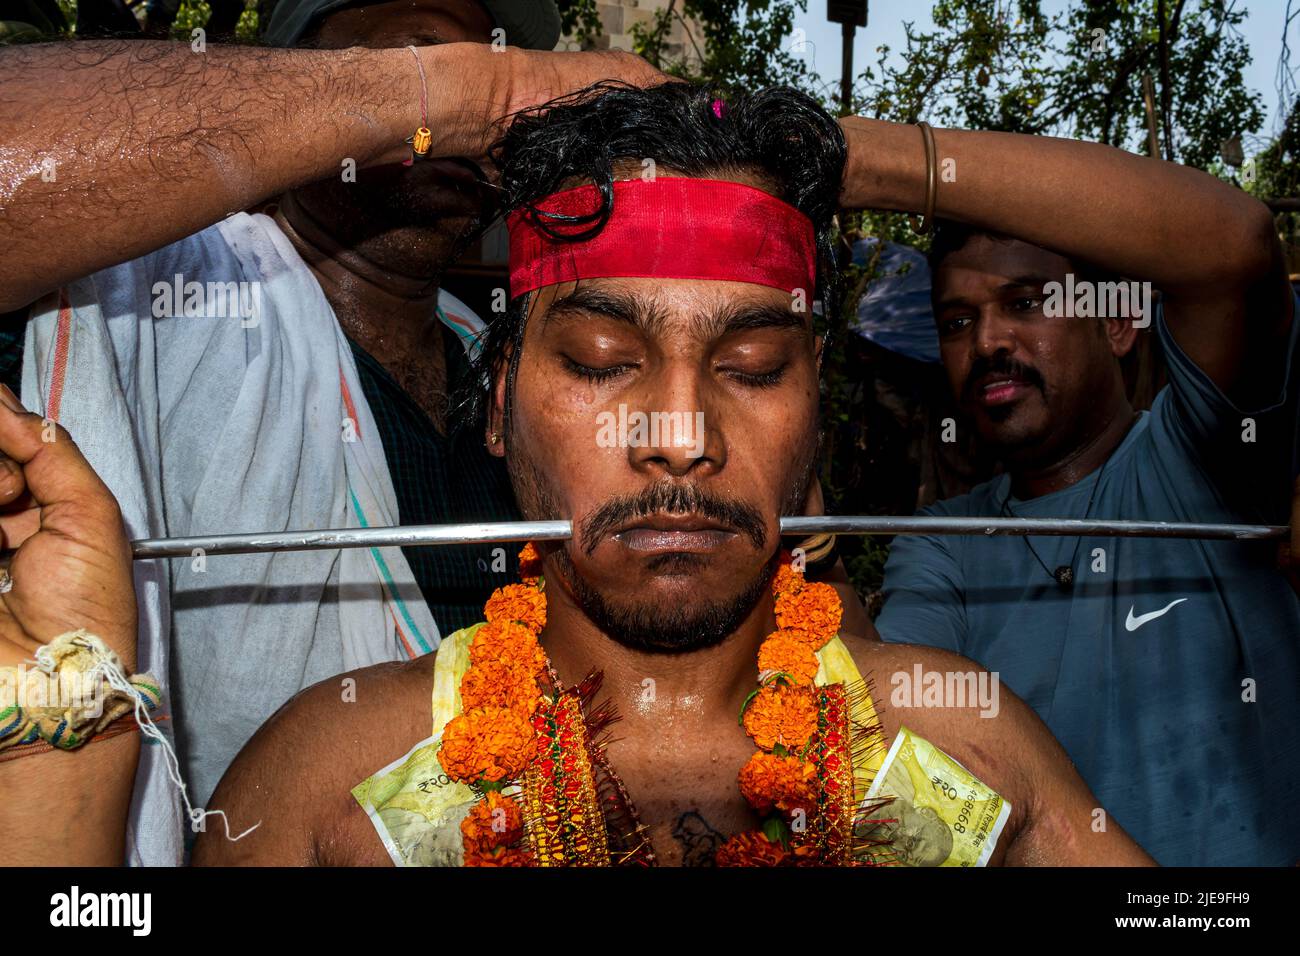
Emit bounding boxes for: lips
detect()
[975,375,1034,407]
[611,514,737,554]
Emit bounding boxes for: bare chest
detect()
[602,733,761,866]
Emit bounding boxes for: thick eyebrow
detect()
[541,287,670,337]
[934,276,1057,313]
[696,301,809,339]
[542,284,807,342]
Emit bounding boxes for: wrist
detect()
[416,42,512,161]
[839,116,929,213]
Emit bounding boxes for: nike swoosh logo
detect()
[1125,598,1188,632]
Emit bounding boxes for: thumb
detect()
[0,387,115,520]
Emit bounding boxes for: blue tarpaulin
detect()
[849,237,941,364]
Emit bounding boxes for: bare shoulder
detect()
[193,652,439,866]
[838,635,1035,812]
[836,633,1153,865]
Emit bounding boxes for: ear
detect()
[486,341,513,458]
[814,334,825,368]
[1104,316,1139,359]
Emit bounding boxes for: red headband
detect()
[506,177,817,299]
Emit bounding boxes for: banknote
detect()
[351,733,479,867]
[859,725,1010,867]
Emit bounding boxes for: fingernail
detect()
[0,385,23,413]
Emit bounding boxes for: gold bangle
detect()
[908,121,938,235]
[405,45,432,160]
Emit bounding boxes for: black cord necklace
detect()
[1000,455,1107,590]
[999,413,1140,590]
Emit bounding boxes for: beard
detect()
[555,543,781,653]
[506,427,818,654]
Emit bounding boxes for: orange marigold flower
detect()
[757,632,820,685]
[484,584,547,633]
[438,706,536,783]
[770,560,804,598]
[517,542,543,585]
[715,830,787,867]
[774,581,841,648]
[460,790,525,851]
[469,620,548,677]
[776,627,821,648]
[738,752,818,816]
[742,683,818,751]
[464,845,532,867]
[459,658,542,714]
[788,844,823,866]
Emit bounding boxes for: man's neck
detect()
[1008,400,1138,499]
[271,192,451,431]
[539,578,776,735]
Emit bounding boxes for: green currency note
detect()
[351,733,479,867]
[860,725,1010,867]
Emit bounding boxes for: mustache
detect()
[578,480,769,556]
[962,353,1045,403]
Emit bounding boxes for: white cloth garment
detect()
[22,212,481,865]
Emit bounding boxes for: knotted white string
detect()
[36,632,261,844]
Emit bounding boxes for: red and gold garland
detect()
[438,544,879,867]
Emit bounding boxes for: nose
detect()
[626,365,725,479]
[971,307,1019,361]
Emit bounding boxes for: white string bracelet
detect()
[6,630,260,844]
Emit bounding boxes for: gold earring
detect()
[489,430,500,445]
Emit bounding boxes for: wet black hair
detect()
[453,80,848,438]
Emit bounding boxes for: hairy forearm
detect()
[840,116,1278,296]
[0,731,139,865]
[0,40,460,311]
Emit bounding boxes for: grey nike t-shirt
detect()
[877,303,1300,866]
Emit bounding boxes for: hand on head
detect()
[442,45,673,177]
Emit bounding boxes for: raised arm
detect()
[839,117,1293,399]
[0,40,664,312]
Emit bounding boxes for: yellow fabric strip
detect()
[431,622,480,738]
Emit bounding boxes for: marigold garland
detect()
[461,789,525,852]
[484,583,547,632]
[756,632,820,685]
[439,547,551,865]
[439,705,538,784]
[459,658,544,714]
[468,620,548,677]
[737,752,818,815]
[725,552,845,866]
[463,845,532,867]
[517,542,543,585]
[441,545,846,867]
[773,581,842,645]
[741,683,819,751]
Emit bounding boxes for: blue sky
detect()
[791,1,1295,145]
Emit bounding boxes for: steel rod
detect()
[777,516,1287,540]
[128,516,1288,559]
